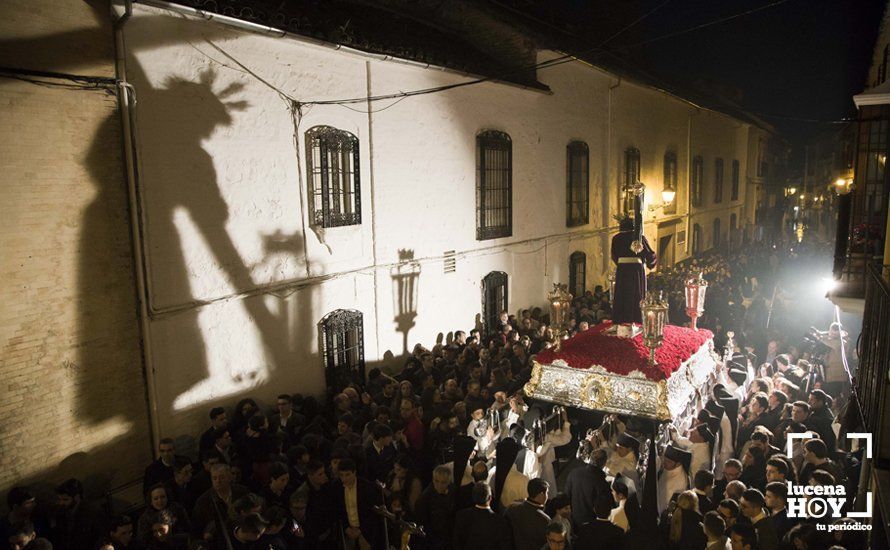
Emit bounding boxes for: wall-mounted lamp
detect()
[647,186,676,212]
[833,177,854,195]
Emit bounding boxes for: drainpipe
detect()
[606,77,621,275]
[114,0,161,454]
[365,60,383,370]
[686,109,703,256]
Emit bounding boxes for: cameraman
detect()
[815,323,849,399]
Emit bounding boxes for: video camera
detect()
[801,327,833,358]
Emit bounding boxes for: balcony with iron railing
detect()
[852,262,890,548]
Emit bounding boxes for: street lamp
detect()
[647,185,676,213]
[834,177,854,195]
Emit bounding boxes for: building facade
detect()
[0,0,785,501]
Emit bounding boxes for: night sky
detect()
[505,0,886,151]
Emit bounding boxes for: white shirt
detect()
[520,428,573,489]
[657,466,689,516]
[714,414,734,478]
[467,419,495,457]
[606,450,639,490]
[344,483,360,527]
[672,433,712,474]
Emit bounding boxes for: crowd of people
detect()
[1,236,865,550]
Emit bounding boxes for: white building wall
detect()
[124,4,760,441]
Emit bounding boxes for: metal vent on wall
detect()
[443,251,456,273]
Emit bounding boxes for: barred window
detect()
[714,158,724,203]
[731,159,740,201]
[569,252,586,298]
[476,131,512,240]
[691,156,704,208]
[306,126,361,228]
[623,147,641,215]
[320,309,365,393]
[663,152,678,214]
[566,141,589,226]
[482,271,508,335]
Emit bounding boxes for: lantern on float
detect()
[640,291,669,366]
[685,272,708,331]
[548,283,573,340]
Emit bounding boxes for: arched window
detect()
[320,309,365,393]
[663,151,678,214]
[692,223,702,255]
[566,141,589,226]
[569,252,586,298]
[730,213,738,231]
[691,156,704,208]
[713,218,722,249]
[482,271,508,335]
[476,130,512,240]
[623,147,641,215]
[305,126,361,228]
[714,158,724,203]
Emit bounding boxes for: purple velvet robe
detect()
[611,230,658,324]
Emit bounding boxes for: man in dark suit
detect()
[761,390,788,434]
[764,482,797,543]
[48,479,100,550]
[334,458,384,550]
[270,394,305,446]
[504,478,551,550]
[453,482,511,550]
[191,463,249,541]
[199,407,228,453]
[564,448,612,527]
[807,390,837,451]
[414,466,455,550]
[576,495,624,549]
[142,438,184,496]
[364,424,395,484]
[739,488,779,550]
[693,470,717,515]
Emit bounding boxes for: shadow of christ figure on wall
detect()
[125,51,297,410]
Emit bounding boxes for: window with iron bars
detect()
[320,309,365,393]
[663,152,677,214]
[566,141,589,226]
[731,159,740,201]
[306,126,361,228]
[476,130,512,240]
[482,271,508,335]
[692,223,702,255]
[691,156,704,208]
[569,252,586,298]
[713,217,722,249]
